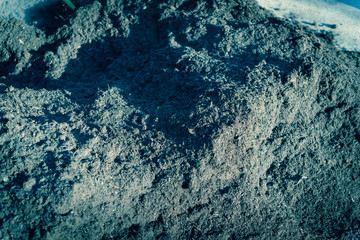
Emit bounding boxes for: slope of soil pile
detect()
[1,0,359,239]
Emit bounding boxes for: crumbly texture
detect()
[1,0,360,239]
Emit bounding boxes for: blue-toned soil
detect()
[1,0,360,239]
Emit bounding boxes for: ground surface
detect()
[255,0,360,52]
[0,0,360,239]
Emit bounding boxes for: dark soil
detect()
[1,0,360,239]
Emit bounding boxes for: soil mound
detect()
[1,0,359,239]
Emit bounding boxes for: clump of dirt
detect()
[1,0,360,239]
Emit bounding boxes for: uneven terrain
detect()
[0,0,360,239]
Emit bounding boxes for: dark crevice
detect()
[24,1,76,35]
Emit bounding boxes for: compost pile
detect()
[1,0,360,239]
